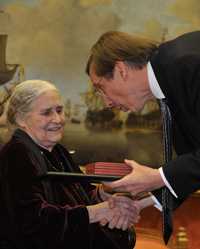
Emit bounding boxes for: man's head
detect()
[86,31,158,112]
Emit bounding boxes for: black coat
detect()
[151,31,200,206]
[0,129,119,249]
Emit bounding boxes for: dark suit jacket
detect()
[150,31,200,207]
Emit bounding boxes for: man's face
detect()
[89,62,148,112]
[18,90,65,150]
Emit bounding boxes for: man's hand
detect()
[104,159,165,196]
[107,195,155,228]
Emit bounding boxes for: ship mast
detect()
[0,34,25,126]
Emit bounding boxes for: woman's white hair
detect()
[7,79,59,128]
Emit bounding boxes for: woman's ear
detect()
[114,61,128,80]
[16,114,26,128]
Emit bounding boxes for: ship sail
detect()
[0,34,25,126]
[0,34,19,85]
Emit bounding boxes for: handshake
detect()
[86,160,156,230]
[87,189,141,231]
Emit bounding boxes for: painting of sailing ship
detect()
[0,34,24,144]
[82,83,123,131]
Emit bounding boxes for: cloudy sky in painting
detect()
[0,0,199,104]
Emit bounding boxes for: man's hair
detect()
[86,31,158,78]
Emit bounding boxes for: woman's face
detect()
[18,90,65,150]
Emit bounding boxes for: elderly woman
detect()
[0,80,137,249]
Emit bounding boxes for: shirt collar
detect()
[147,61,165,99]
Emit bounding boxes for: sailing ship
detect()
[82,83,123,131]
[65,99,85,124]
[0,34,24,143]
[125,100,161,131]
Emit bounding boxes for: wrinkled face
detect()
[89,62,148,112]
[18,90,65,150]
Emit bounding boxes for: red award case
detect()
[85,162,132,176]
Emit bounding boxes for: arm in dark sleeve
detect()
[161,151,200,200]
[152,187,185,210]
[152,151,200,210]
[1,142,91,247]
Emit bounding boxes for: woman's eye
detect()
[40,106,63,116]
[41,110,51,116]
[56,107,63,114]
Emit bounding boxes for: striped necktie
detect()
[159,98,173,244]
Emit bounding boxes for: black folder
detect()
[40,171,121,184]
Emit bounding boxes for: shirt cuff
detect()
[151,195,162,211]
[159,167,178,198]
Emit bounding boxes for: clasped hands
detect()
[87,191,141,231]
[87,158,162,230]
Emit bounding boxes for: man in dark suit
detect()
[86,30,200,217]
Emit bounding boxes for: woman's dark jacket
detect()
[0,129,117,249]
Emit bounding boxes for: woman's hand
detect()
[87,201,112,224]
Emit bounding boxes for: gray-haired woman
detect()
[0,80,136,249]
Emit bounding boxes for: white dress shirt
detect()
[147,62,178,210]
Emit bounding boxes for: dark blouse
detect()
[0,129,115,249]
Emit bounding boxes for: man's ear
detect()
[114,61,128,80]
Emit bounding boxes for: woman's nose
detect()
[52,111,62,122]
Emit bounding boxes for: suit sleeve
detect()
[162,151,200,200]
